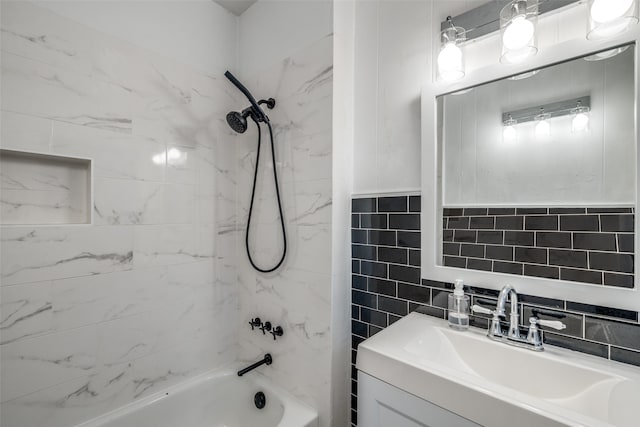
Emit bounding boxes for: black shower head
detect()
[226,106,256,134]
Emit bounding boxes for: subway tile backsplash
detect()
[351,195,640,427]
[442,206,635,287]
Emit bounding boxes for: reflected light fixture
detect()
[584,45,631,61]
[500,0,538,64]
[437,16,466,81]
[571,101,590,132]
[534,108,551,139]
[588,0,638,40]
[503,114,518,141]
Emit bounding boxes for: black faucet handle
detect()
[260,321,272,335]
[270,326,283,340]
[249,317,262,330]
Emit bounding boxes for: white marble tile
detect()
[133,225,201,268]
[0,111,52,153]
[1,325,98,402]
[0,281,53,345]
[93,178,164,225]
[163,183,197,224]
[1,226,134,286]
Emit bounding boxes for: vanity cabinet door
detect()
[357,372,480,427]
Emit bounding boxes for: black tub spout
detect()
[237,354,272,377]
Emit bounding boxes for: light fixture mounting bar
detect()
[441,0,578,43]
[502,96,590,124]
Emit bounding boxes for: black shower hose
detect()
[245,117,287,273]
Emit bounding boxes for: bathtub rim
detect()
[75,363,318,427]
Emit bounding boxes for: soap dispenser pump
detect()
[448,279,470,331]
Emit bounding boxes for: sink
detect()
[357,312,640,427]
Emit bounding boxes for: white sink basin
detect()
[357,312,640,427]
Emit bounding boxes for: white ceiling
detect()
[213,0,257,16]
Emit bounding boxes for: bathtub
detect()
[78,367,318,427]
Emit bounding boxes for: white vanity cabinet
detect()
[357,372,480,427]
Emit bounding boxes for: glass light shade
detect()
[587,0,638,40]
[500,0,538,64]
[503,117,518,142]
[534,114,551,139]
[438,25,466,81]
[572,106,590,132]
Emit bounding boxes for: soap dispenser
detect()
[448,279,469,330]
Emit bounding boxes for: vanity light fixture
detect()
[587,0,638,40]
[534,108,551,139]
[437,16,466,82]
[571,101,590,132]
[584,45,631,61]
[500,0,539,64]
[503,114,518,142]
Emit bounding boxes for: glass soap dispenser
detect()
[448,279,469,331]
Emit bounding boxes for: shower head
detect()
[226,106,257,134]
[224,70,270,123]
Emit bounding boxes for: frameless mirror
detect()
[437,43,635,289]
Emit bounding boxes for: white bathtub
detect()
[78,367,318,427]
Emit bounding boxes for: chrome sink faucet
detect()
[496,284,520,339]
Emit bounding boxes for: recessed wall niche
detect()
[0,149,91,225]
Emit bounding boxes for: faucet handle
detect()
[471,304,494,315]
[472,305,503,338]
[535,318,567,331]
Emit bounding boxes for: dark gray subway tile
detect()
[524,264,559,279]
[411,303,446,319]
[488,208,515,216]
[493,261,523,275]
[496,216,524,230]
[442,229,453,242]
[352,290,377,309]
[470,216,495,229]
[560,268,602,285]
[368,230,396,246]
[360,261,388,278]
[550,208,586,214]
[360,308,388,328]
[477,230,503,244]
[467,258,492,271]
[360,214,387,229]
[351,305,359,320]
[388,314,402,324]
[378,296,409,316]
[522,306,583,338]
[398,283,430,304]
[431,289,452,308]
[469,315,490,329]
[573,233,617,251]
[409,196,421,212]
[352,244,377,261]
[443,208,463,216]
[600,214,634,232]
[409,250,421,266]
[352,320,368,338]
[443,242,461,256]
[460,243,485,258]
[352,335,365,350]
[565,302,638,322]
[464,208,488,216]
[351,229,367,244]
[454,230,477,243]
[352,274,367,290]
[589,252,634,273]
[505,231,534,246]
[444,256,467,268]
[389,214,420,230]
[352,214,360,228]
[422,279,453,290]
[617,234,634,253]
[398,231,421,248]
[447,216,470,229]
[515,247,547,264]
[352,260,360,274]
[585,317,640,350]
[517,208,548,214]
[588,207,633,213]
[389,264,421,284]
[378,247,408,264]
[604,272,634,288]
[536,232,572,248]
[610,347,640,367]
[526,215,559,231]
[544,333,609,358]
[560,215,599,231]
[378,196,407,212]
[486,245,514,261]
[352,198,376,213]
[549,249,588,268]
[369,325,383,336]
[519,294,564,309]
[368,278,396,296]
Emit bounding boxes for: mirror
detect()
[437,44,635,289]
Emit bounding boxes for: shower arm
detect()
[224,71,269,123]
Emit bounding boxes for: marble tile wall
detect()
[234,35,334,426]
[0,2,239,426]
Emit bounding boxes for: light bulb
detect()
[535,119,550,139]
[503,15,535,51]
[591,0,634,23]
[438,42,464,81]
[572,112,590,132]
[503,125,517,141]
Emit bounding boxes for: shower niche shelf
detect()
[0,149,92,225]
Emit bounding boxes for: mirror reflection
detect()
[438,44,636,288]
